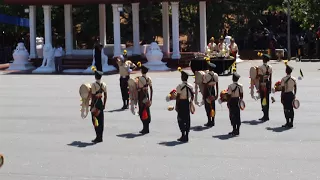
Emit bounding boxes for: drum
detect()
[219,89,228,103]
[249,66,258,79]
[79,83,91,99]
[190,102,195,114]
[128,77,138,105]
[0,154,3,168]
[195,71,207,85]
[292,99,300,109]
[238,99,246,110]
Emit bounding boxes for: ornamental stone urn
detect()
[8,42,35,71]
[143,42,169,71]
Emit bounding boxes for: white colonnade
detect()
[162,2,170,55]
[42,5,52,46]
[99,4,107,46]
[27,2,208,59]
[64,4,73,55]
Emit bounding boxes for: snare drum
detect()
[238,99,246,110]
[292,99,300,109]
[0,154,4,168]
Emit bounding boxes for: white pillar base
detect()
[32,66,56,73]
[8,62,35,71]
[171,53,181,59]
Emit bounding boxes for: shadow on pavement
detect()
[107,108,126,113]
[212,134,236,140]
[190,126,211,131]
[67,141,95,148]
[117,133,144,139]
[242,120,266,125]
[266,126,291,132]
[158,141,186,147]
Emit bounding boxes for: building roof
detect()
[4,0,212,5]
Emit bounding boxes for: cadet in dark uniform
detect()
[203,62,219,127]
[90,68,107,143]
[258,54,272,121]
[94,44,103,72]
[227,73,243,135]
[175,71,194,142]
[137,65,153,134]
[281,65,297,128]
[116,55,137,109]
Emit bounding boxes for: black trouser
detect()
[94,57,102,72]
[259,83,270,118]
[55,56,63,73]
[138,91,151,131]
[228,97,241,130]
[91,99,104,140]
[204,86,216,123]
[120,76,129,101]
[177,99,191,133]
[283,92,295,124]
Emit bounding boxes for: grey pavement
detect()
[0,60,320,180]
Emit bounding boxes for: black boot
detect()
[121,100,127,109]
[139,121,149,134]
[235,125,240,136]
[184,132,189,142]
[229,125,237,135]
[177,132,185,141]
[204,117,213,127]
[211,117,215,126]
[282,118,290,127]
[125,100,129,109]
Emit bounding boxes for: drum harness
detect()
[92,82,104,108]
[207,72,216,97]
[138,76,150,101]
[284,76,295,93]
[180,83,194,102]
[231,83,241,98]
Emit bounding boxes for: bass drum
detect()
[249,66,260,90]
[128,77,138,105]
[79,83,91,99]
[195,71,207,85]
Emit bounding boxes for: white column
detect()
[162,2,170,54]
[171,2,181,59]
[99,4,107,46]
[199,1,207,53]
[132,3,141,55]
[64,4,73,55]
[112,4,121,57]
[29,5,37,58]
[42,5,52,46]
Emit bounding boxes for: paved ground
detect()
[0,60,320,180]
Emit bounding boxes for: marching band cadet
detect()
[203,62,219,127]
[208,37,217,52]
[217,37,226,53]
[137,64,153,134]
[229,38,239,57]
[175,70,194,142]
[258,54,272,121]
[227,73,243,136]
[281,65,297,128]
[116,55,137,109]
[90,67,107,143]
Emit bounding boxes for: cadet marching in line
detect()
[175,70,195,142]
[281,65,297,128]
[80,53,299,143]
